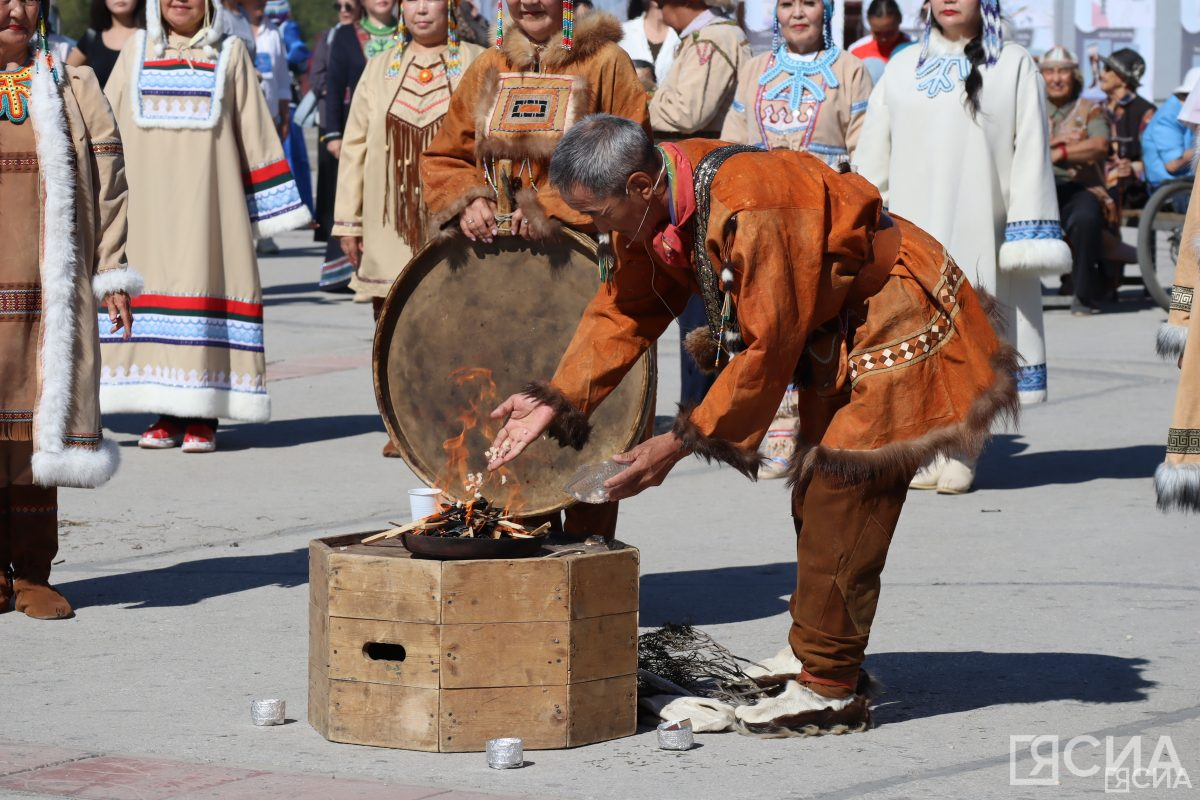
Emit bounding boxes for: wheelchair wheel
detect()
[1137,179,1193,310]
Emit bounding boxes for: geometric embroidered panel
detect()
[1166,428,1200,455]
[487,73,576,137]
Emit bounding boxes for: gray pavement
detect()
[3,229,1198,799]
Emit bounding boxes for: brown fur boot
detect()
[0,487,12,613]
[10,486,72,620]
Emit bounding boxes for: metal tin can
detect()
[486,737,524,768]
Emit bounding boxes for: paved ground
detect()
[3,229,1197,800]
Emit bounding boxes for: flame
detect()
[435,367,526,514]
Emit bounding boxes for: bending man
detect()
[486,115,1017,735]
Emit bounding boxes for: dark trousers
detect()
[678,294,715,406]
[1056,181,1105,305]
[789,470,911,687]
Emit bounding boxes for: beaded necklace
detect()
[361,17,398,58]
[0,63,33,124]
[757,46,839,110]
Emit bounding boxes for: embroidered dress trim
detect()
[131,31,232,130]
[90,138,123,156]
[101,364,268,394]
[98,293,265,352]
[319,255,353,288]
[1004,219,1064,242]
[916,55,969,98]
[1015,363,1047,393]
[850,99,868,114]
[0,153,37,171]
[757,46,839,108]
[1170,284,1193,314]
[0,63,32,123]
[1167,428,1200,455]
[849,251,964,384]
[244,158,306,225]
[0,285,41,318]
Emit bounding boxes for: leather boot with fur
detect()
[734,679,873,738]
[936,455,977,495]
[10,501,72,620]
[909,453,948,490]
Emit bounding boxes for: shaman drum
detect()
[374,230,656,517]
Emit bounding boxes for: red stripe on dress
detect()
[242,159,291,189]
[132,293,262,318]
[143,59,217,69]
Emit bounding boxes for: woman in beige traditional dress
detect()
[0,2,139,617]
[333,0,482,319]
[720,0,872,479]
[101,0,311,453]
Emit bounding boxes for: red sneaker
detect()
[138,418,183,449]
[181,423,217,453]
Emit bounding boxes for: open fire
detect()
[363,497,550,545]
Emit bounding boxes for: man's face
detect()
[868,12,901,47]
[1098,64,1125,94]
[561,175,667,245]
[1041,65,1075,103]
[244,0,265,24]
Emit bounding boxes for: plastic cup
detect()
[408,487,441,520]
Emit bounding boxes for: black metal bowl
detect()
[401,531,548,560]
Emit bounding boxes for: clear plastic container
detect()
[563,460,630,504]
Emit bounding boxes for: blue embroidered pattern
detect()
[1016,363,1047,393]
[850,99,868,115]
[97,313,265,352]
[916,56,969,98]
[730,98,745,113]
[1005,219,1065,241]
[758,46,840,110]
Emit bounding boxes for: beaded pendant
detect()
[0,64,33,124]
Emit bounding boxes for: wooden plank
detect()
[309,601,330,676]
[439,685,567,752]
[327,617,441,689]
[308,539,330,615]
[568,548,639,619]
[326,550,442,623]
[440,622,568,689]
[566,674,637,747]
[327,680,440,752]
[568,612,638,683]
[308,660,330,739]
[441,558,569,623]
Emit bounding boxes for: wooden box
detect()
[309,534,639,752]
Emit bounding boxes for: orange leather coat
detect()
[540,140,1017,486]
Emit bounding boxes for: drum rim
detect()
[372,229,656,517]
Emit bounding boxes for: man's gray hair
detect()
[549,114,658,198]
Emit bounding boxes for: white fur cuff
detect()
[998,238,1072,275]
[93,267,145,301]
[1156,322,1188,360]
[32,438,120,489]
[253,205,313,240]
[1155,461,1200,513]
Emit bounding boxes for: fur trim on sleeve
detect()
[32,438,119,489]
[1156,322,1188,360]
[522,381,591,450]
[998,238,1072,275]
[92,267,145,301]
[515,187,562,240]
[1155,462,1200,513]
[428,184,496,239]
[252,204,313,239]
[672,404,765,480]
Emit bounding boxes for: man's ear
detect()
[627,171,655,200]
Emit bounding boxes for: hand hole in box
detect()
[363,642,407,662]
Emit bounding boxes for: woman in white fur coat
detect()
[853,0,1070,493]
[0,6,140,617]
[100,0,311,453]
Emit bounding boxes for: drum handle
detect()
[496,158,514,235]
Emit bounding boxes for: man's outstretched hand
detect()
[602,433,689,501]
[487,393,557,470]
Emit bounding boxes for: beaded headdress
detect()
[386,2,463,80]
[917,0,1002,68]
[771,0,834,54]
